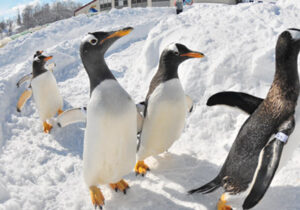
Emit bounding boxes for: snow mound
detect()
[0,2,299,210]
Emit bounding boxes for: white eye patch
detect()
[166,43,179,54]
[82,34,98,45]
[288,29,300,40]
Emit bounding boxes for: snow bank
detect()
[0,1,299,209]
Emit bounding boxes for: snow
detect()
[0,1,300,209]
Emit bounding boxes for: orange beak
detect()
[44,56,53,61]
[100,27,133,44]
[180,52,205,58]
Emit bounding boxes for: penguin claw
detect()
[134,160,150,176]
[43,121,53,133]
[90,186,105,210]
[109,179,129,194]
[217,194,232,210]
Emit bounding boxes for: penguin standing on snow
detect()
[135,43,204,176]
[80,27,138,209]
[16,51,63,133]
[189,29,300,210]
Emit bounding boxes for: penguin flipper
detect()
[56,107,87,127]
[243,117,295,209]
[16,73,32,88]
[16,89,32,112]
[207,91,263,115]
[185,95,194,113]
[188,177,220,194]
[243,139,284,209]
[46,62,56,72]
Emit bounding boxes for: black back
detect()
[216,29,300,193]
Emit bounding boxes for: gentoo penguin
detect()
[17,51,63,133]
[16,51,56,112]
[189,28,300,210]
[80,27,137,209]
[135,43,204,176]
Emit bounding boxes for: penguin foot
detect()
[109,179,129,194]
[217,194,232,210]
[89,186,105,209]
[57,109,64,115]
[134,160,150,176]
[43,121,53,133]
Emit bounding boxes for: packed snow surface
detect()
[0,1,300,209]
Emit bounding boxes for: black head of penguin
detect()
[79,27,133,94]
[33,50,43,58]
[276,28,300,65]
[273,28,300,94]
[32,54,53,78]
[158,43,204,81]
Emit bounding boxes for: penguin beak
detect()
[100,27,133,44]
[180,51,205,58]
[39,50,43,54]
[43,56,53,61]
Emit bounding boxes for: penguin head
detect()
[32,54,52,70]
[80,27,133,61]
[160,43,205,67]
[33,50,43,58]
[276,28,300,60]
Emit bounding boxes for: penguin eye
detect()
[90,39,98,45]
[174,51,179,56]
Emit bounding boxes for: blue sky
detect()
[0,0,91,20]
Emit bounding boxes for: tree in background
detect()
[0,0,82,39]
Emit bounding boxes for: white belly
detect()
[31,71,63,122]
[137,79,187,161]
[83,80,137,186]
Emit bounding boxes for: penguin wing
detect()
[185,95,194,113]
[57,107,87,127]
[207,91,263,115]
[57,105,145,133]
[45,63,56,72]
[16,88,32,112]
[243,118,295,209]
[243,138,285,209]
[16,73,32,88]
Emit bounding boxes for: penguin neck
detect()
[158,58,179,81]
[274,53,299,89]
[85,56,116,96]
[32,66,47,78]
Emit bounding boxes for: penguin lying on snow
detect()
[189,28,300,210]
[135,43,204,176]
[79,27,141,209]
[16,51,63,133]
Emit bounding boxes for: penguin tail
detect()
[188,177,221,194]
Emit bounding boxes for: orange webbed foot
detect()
[43,121,53,133]
[134,160,150,176]
[57,109,63,115]
[217,194,232,210]
[109,179,130,194]
[90,186,105,209]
